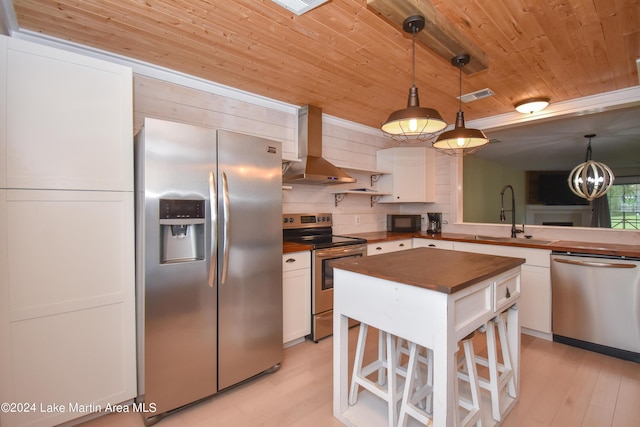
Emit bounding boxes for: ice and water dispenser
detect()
[159,199,206,264]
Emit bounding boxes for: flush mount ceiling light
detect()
[432,54,489,156]
[380,15,447,144]
[568,134,615,201]
[514,97,550,114]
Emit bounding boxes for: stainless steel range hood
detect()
[283,105,356,185]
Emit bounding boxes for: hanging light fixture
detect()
[514,97,550,114]
[568,134,615,201]
[380,15,447,143]
[432,54,489,156]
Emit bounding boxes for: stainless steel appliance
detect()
[283,213,367,341]
[135,118,283,422]
[427,212,442,234]
[282,105,355,185]
[551,251,640,362]
[387,214,421,232]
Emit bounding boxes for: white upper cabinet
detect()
[4,36,133,191]
[375,147,436,203]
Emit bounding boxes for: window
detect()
[609,183,639,229]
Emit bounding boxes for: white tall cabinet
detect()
[0,36,135,427]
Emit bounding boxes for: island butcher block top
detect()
[333,247,525,294]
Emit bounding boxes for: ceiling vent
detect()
[459,88,495,103]
[272,0,328,15]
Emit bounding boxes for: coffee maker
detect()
[427,212,442,234]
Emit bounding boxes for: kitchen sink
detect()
[474,235,557,245]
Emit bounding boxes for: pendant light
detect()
[432,54,489,156]
[380,15,447,143]
[568,134,615,201]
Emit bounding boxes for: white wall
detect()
[132,64,637,245]
[463,156,526,224]
[133,74,453,235]
[133,73,640,246]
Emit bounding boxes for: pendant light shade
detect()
[433,54,489,156]
[380,16,447,143]
[568,134,615,201]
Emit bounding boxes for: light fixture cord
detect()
[585,138,592,162]
[457,60,463,112]
[411,27,416,87]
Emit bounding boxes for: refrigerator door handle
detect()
[208,171,217,288]
[221,171,230,285]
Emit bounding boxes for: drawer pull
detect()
[285,258,296,263]
[376,247,382,251]
[506,287,511,298]
[428,244,436,247]
[399,243,405,247]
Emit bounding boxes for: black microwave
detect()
[387,215,421,232]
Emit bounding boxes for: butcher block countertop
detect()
[348,231,640,258]
[283,241,313,254]
[332,247,525,294]
[283,230,640,258]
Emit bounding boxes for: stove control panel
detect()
[282,213,332,229]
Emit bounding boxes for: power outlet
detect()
[355,215,360,225]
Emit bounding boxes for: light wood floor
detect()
[78,328,640,427]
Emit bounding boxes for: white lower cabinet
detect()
[367,239,411,256]
[282,251,311,345]
[519,264,552,333]
[412,238,455,250]
[0,190,135,427]
[453,242,551,335]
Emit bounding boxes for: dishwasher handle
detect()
[553,257,637,269]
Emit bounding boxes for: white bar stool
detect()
[474,309,516,422]
[349,324,404,427]
[399,332,482,427]
[454,331,483,427]
[395,337,431,391]
[397,340,433,427]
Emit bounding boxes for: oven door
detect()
[313,245,366,315]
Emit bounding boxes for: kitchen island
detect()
[332,247,525,427]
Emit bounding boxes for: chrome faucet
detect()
[500,184,524,238]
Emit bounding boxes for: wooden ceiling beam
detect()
[367,0,488,74]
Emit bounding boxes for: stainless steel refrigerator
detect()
[134,118,283,421]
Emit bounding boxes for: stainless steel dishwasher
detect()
[551,251,640,362]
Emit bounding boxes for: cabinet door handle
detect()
[285,258,296,263]
[506,287,511,298]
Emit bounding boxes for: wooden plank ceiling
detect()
[10,0,640,130]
